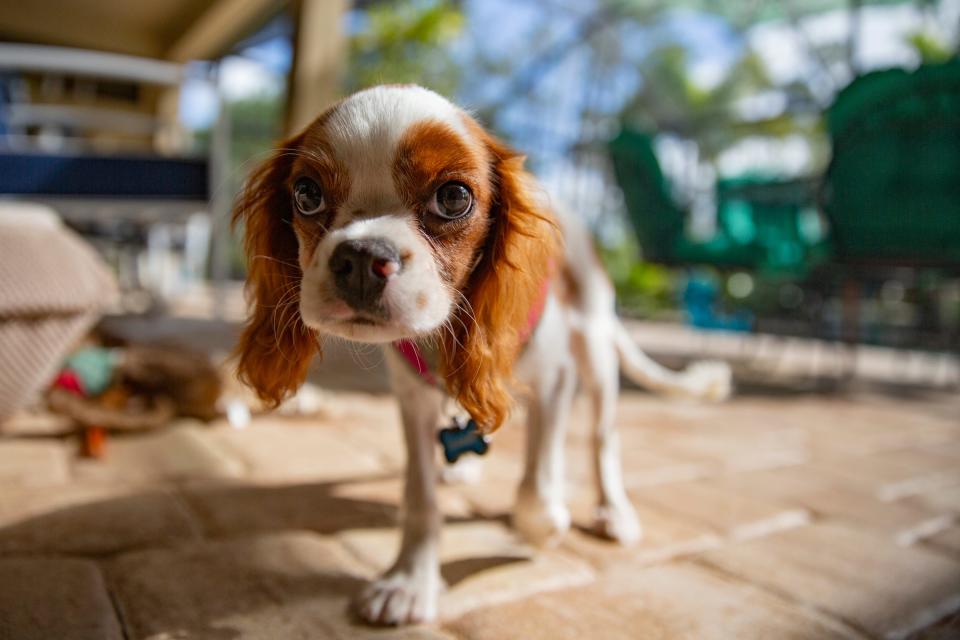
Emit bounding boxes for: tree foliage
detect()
[347,0,466,96]
[906,31,955,63]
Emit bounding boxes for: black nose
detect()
[329,238,401,313]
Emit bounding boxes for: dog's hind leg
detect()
[353,350,443,625]
[574,321,642,545]
[512,347,576,547]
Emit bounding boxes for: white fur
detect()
[323,85,468,225]
[615,324,732,402]
[300,215,452,342]
[349,214,730,625]
[354,348,444,625]
[284,86,732,625]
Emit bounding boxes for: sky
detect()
[179,32,291,129]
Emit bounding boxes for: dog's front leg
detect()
[353,349,443,625]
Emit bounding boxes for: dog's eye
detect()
[293,177,325,216]
[429,182,473,220]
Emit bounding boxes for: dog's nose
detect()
[329,238,401,311]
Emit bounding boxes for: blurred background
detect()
[0,0,958,433]
[2,4,960,638]
[2,0,959,362]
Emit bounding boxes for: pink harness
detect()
[392,338,439,386]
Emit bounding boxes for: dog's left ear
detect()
[440,130,559,433]
[232,134,319,407]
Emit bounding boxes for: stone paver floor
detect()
[2,371,960,638]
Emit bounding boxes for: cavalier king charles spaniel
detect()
[233,84,731,625]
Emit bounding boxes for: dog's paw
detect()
[353,569,440,626]
[512,490,571,546]
[593,502,643,546]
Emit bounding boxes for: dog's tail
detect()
[614,320,732,401]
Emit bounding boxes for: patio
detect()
[1,318,958,640]
[2,0,960,638]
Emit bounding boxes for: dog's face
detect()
[291,87,495,343]
[234,85,556,431]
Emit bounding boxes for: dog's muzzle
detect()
[329,238,400,315]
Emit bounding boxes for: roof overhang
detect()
[0,0,283,62]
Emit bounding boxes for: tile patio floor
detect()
[1,323,959,639]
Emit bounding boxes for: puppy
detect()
[233,85,731,625]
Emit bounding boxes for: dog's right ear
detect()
[232,135,319,407]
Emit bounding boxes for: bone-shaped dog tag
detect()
[438,418,489,464]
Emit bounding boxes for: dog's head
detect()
[234,85,557,431]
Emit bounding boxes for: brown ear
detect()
[440,132,559,433]
[232,137,319,406]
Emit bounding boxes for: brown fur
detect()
[232,135,320,407]
[394,119,492,288]
[438,127,559,433]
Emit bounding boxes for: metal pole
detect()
[208,65,232,319]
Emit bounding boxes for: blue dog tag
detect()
[438,418,489,464]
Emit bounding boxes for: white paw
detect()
[353,570,440,626]
[512,490,571,546]
[593,502,643,546]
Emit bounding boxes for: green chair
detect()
[822,59,960,267]
[609,129,825,274]
[608,128,762,268]
[716,175,830,278]
[607,128,686,264]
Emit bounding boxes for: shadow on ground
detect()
[0,474,539,638]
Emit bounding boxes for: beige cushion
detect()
[0,202,117,422]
